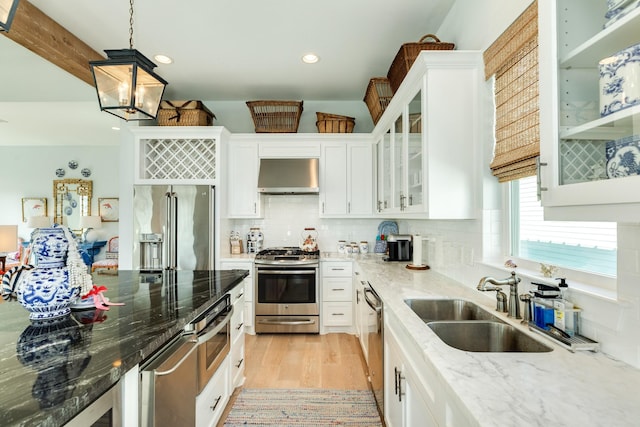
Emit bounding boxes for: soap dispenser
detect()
[553,278,575,336]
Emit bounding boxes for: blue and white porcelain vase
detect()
[14,226,79,320]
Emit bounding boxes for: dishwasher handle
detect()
[363,287,382,313]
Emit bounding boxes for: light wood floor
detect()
[217,333,370,426]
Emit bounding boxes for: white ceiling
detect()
[0,0,455,145]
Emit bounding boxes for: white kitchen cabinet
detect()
[320,261,354,333]
[319,140,375,217]
[384,321,438,427]
[229,284,246,388]
[195,356,229,427]
[220,261,254,334]
[538,1,640,220]
[374,51,481,219]
[227,139,262,218]
[130,126,228,185]
[353,264,367,359]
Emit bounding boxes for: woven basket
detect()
[246,100,303,133]
[363,77,393,125]
[316,112,355,133]
[157,100,216,126]
[387,34,455,93]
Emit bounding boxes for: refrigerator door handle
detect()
[166,191,178,269]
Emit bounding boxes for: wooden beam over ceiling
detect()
[2,0,105,86]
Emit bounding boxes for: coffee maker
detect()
[385,234,412,261]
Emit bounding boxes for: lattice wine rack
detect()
[142,138,216,180]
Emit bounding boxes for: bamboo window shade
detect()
[484,1,539,183]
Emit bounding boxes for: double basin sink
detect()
[405,298,552,353]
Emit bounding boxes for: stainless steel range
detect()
[254,247,320,334]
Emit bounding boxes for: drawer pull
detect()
[332,313,345,316]
[236,358,244,368]
[236,292,244,300]
[236,322,244,331]
[210,395,222,411]
[331,268,345,271]
[331,288,345,291]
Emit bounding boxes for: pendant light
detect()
[89,0,167,121]
[0,0,20,32]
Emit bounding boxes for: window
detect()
[511,176,617,277]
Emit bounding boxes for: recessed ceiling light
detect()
[302,53,319,64]
[112,126,120,131]
[154,54,173,64]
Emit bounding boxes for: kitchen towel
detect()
[412,234,422,266]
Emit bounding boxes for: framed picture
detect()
[22,197,47,222]
[98,197,119,222]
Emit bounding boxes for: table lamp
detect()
[79,215,102,242]
[26,215,52,229]
[0,225,18,271]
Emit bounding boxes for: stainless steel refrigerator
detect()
[133,185,214,271]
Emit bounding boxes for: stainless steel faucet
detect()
[477,271,522,319]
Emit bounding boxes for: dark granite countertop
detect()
[0,269,249,427]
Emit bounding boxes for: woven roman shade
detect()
[484,1,539,183]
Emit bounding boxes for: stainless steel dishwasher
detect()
[140,295,232,427]
[363,283,383,418]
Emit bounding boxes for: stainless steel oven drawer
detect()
[255,315,319,334]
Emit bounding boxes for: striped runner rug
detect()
[222,388,383,426]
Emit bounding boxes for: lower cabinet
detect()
[220,261,254,334]
[230,284,246,388]
[384,314,473,427]
[320,260,354,333]
[195,357,230,427]
[384,319,438,427]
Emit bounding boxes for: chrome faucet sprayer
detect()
[477,271,522,319]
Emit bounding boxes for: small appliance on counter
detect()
[385,234,412,261]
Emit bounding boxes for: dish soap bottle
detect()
[553,278,574,336]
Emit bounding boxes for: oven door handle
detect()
[257,270,316,275]
[257,319,317,326]
[197,307,233,344]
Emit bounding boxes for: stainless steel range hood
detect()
[257,158,319,194]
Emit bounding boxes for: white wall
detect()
[0,145,120,259]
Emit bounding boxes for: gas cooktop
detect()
[254,247,320,265]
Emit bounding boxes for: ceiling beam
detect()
[2,0,105,86]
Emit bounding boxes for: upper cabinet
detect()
[539,0,640,220]
[320,137,375,217]
[374,51,482,219]
[131,126,229,185]
[227,138,262,218]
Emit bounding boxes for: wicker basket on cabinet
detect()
[363,77,393,125]
[387,34,455,93]
[246,100,303,133]
[316,112,355,133]
[157,100,216,126]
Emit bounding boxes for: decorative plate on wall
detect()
[68,160,78,169]
[55,168,65,177]
[81,168,91,177]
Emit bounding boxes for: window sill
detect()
[478,260,618,303]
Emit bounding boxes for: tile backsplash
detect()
[229,195,392,253]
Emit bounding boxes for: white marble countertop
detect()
[348,254,640,427]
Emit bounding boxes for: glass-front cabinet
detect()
[374,51,481,219]
[539,0,640,219]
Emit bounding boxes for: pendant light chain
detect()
[128,0,134,49]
